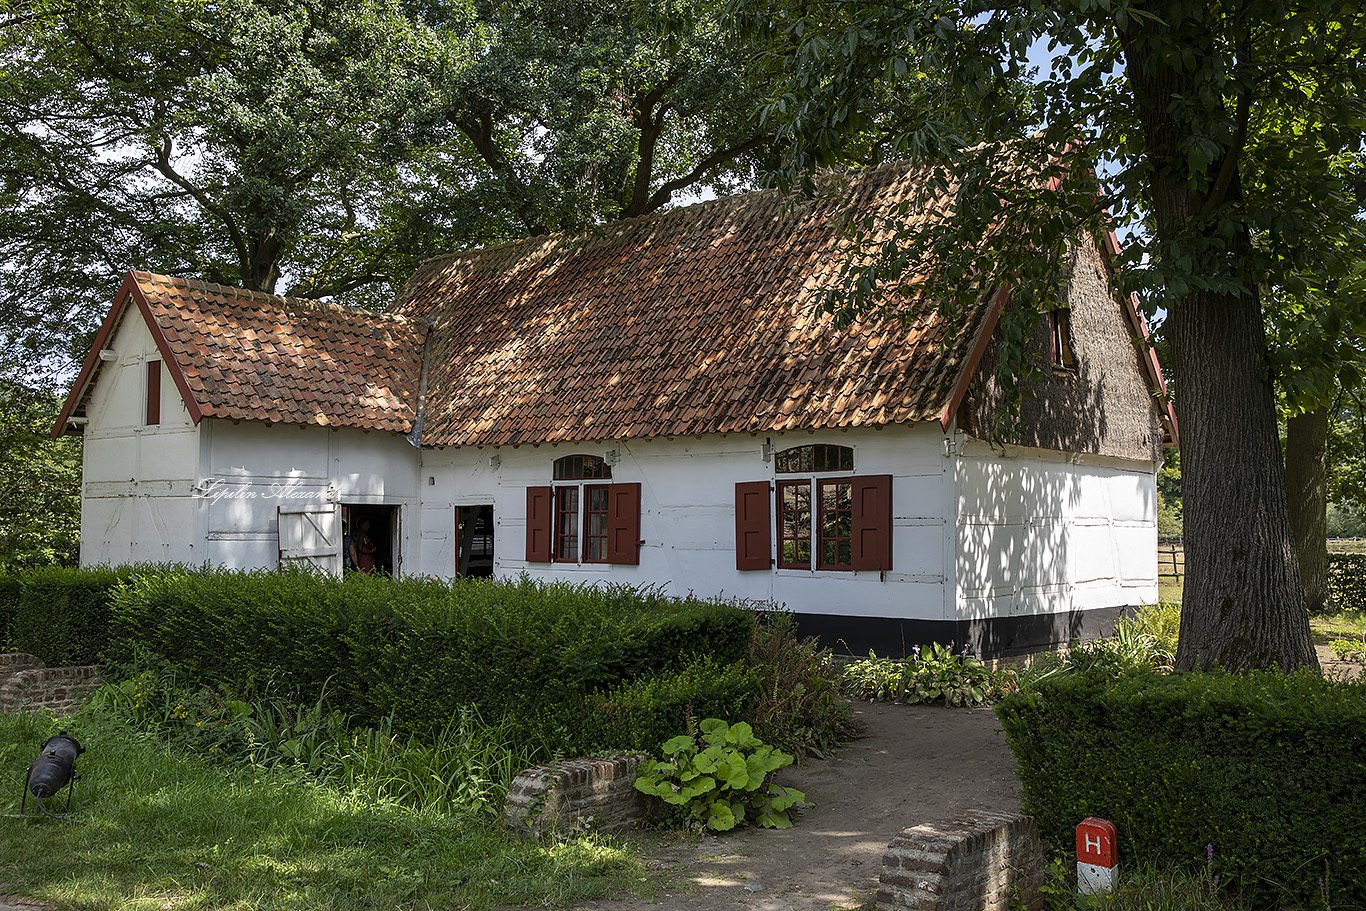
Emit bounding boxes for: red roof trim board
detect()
[1103,229,1179,447]
[52,272,203,439]
[940,286,1011,433]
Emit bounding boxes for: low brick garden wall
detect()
[878,810,1045,911]
[503,754,648,837]
[0,653,103,714]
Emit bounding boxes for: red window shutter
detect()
[146,360,161,425]
[606,482,641,565]
[735,481,772,570]
[851,474,892,571]
[525,486,553,563]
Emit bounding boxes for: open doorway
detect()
[457,505,495,577]
[343,504,400,575]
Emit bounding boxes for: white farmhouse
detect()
[54,162,1176,657]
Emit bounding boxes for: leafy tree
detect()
[731,0,1366,670]
[0,383,81,569]
[1,0,781,385]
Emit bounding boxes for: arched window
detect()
[553,454,612,480]
[527,455,639,566]
[774,444,853,474]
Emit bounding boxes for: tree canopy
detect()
[0,0,778,383]
[730,0,1366,670]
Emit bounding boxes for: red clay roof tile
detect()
[130,273,427,434]
[395,162,990,448]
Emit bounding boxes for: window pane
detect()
[555,487,579,560]
[778,481,812,569]
[818,480,853,568]
[554,455,612,480]
[583,484,609,561]
[777,444,853,474]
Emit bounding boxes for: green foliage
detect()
[841,642,1018,706]
[559,655,759,758]
[86,651,529,817]
[1328,637,1364,663]
[1328,553,1366,613]
[633,718,804,831]
[1157,452,1184,537]
[3,565,132,665]
[0,382,80,569]
[0,709,635,911]
[996,668,1366,907]
[744,612,859,760]
[1,0,776,384]
[103,567,754,758]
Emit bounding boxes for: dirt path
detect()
[578,700,1021,911]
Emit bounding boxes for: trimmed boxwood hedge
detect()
[0,565,133,665]
[99,567,756,755]
[996,668,1366,906]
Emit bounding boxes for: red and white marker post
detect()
[1076,817,1118,896]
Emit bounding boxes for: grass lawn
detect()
[1,711,643,911]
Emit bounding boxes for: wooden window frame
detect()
[146,359,161,426]
[738,474,891,573]
[527,473,639,566]
[816,478,854,570]
[1050,309,1077,370]
[776,479,813,570]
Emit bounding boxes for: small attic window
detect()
[146,360,161,425]
[1050,310,1077,370]
[775,444,853,474]
[553,454,611,480]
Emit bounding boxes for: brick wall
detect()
[0,653,103,714]
[878,810,1045,911]
[503,754,648,837]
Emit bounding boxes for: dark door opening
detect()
[344,504,399,575]
[457,505,495,577]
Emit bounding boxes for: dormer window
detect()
[146,360,162,425]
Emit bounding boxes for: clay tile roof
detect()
[134,274,427,434]
[395,161,992,448]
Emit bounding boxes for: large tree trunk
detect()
[1122,6,1318,673]
[1286,408,1336,615]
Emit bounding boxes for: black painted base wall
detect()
[791,604,1131,660]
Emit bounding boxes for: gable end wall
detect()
[958,237,1164,462]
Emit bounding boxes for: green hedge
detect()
[0,565,134,665]
[1328,553,1366,613]
[996,669,1366,906]
[103,567,755,755]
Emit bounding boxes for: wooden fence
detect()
[1158,538,1364,579]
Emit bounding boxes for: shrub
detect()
[104,567,755,758]
[563,655,758,757]
[745,612,860,760]
[1327,553,1366,613]
[842,643,1019,706]
[5,565,135,665]
[633,719,805,831]
[996,667,1366,907]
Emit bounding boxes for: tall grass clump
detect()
[87,650,531,817]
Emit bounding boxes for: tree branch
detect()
[629,133,774,218]
[150,136,250,276]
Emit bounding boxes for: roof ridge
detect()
[133,271,422,328]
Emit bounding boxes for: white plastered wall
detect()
[953,436,1159,622]
[77,305,423,571]
[416,424,959,622]
[198,420,421,571]
[79,310,201,566]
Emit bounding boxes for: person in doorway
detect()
[351,517,377,573]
